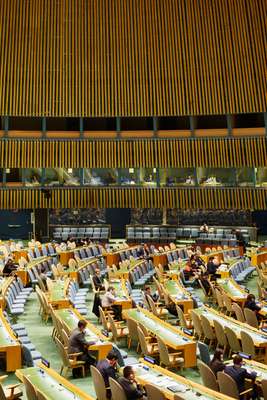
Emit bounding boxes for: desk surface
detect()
[55,308,107,342]
[134,360,233,400]
[217,278,247,301]
[193,306,267,346]
[0,310,18,347]
[16,364,94,400]
[123,308,194,348]
[164,280,191,300]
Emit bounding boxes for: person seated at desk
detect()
[144,286,159,303]
[101,287,122,320]
[209,349,225,377]
[207,256,220,281]
[3,258,18,276]
[198,272,212,296]
[68,320,96,377]
[92,268,105,291]
[118,366,145,400]
[244,294,262,321]
[97,350,119,398]
[39,265,48,290]
[224,355,258,399]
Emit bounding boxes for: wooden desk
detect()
[217,278,247,306]
[46,280,70,309]
[109,280,132,309]
[123,308,196,368]
[0,310,21,371]
[193,306,267,363]
[200,250,224,264]
[163,279,194,314]
[54,308,112,360]
[112,259,146,280]
[16,364,94,400]
[105,246,141,267]
[16,256,50,285]
[134,359,233,400]
[251,250,267,267]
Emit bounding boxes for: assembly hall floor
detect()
[1,269,259,399]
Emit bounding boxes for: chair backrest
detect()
[197,341,210,365]
[198,360,219,391]
[90,365,108,400]
[157,335,170,366]
[55,337,69,367]
[224,326,241,353]
[108,314,118,339]
[36,390,49,400]
[217,371,239,399]
[147,296,158,316]
[240,330,255,357]
[232,303,245,323]
[191,310,203,338]
[243,308,259,329]
[176,305,187,328]
[215,289,224,309]
[0,382,7,400]
[213,320,228,347]
[99,306,109,331]
[200,315,215,340]
[145,384,165,400]
[222,293,232,312]
[137,326,150,356]
[23,375,38,400]
[261,379,267,400]
[126,318,138,341]
[61,329,70,347]
[109,377,127,400]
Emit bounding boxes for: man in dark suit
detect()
[96,351,119,398]
[224,355,257,398]
[117,366,145,400]
[68,319,96,376]
[92,268,105,291]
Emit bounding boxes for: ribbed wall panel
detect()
[0,0,265,116]
[0,188,265,210]
[0,138,266,168]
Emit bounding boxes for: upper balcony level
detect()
[0,114,266,139]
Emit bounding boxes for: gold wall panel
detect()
[0,188,265,210]
[0,137,266,168]
[0,0,265,117]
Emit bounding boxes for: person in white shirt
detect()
[101,287,122,320]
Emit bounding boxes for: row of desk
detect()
[193,306,267,363]
[123,307,197,368]
[15,358,237,400]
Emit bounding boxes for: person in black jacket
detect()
[118,366,145,400]
[92,268,105,291]
[207,256,219,281]
[96,351,119,398]
[244,293,262,321]
[224,355,258,398]
[209,349,225,377]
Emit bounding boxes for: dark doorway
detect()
[105,209,131,238]
[0,210,32,239]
